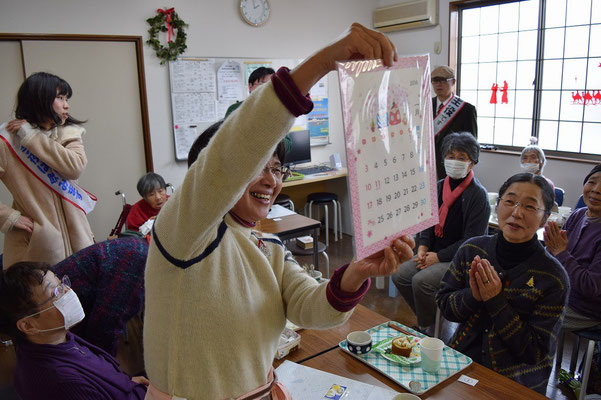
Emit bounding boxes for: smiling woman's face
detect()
[584,171,601,218]
[230,155,283,223]
[498,182,547,243]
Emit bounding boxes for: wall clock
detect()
[240,0,270,27]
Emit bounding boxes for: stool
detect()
[286,241,329,278]
[556,327,601,400]
[304,192,342,247]
[274,193,294,211]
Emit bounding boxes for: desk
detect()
[302,348,548,399]
[282,167,348,188]
[257,213,321,267]
[281,169,348,228]
[273,305,388,368]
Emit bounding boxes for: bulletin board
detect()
[168,57,329,161]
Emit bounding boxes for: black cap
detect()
[583,164,601,185]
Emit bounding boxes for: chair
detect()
[274,193,294,211]
[52,237,148,356]
[554,187,566,207]
[575,194,586,210]
[304,192,342,247]
[285,241,329,278]
[556,327,601,400]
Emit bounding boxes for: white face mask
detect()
[25,289,85,333]
[444,159,471,179]
[520,163,540,174]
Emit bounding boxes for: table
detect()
[257,213,321,267]
[273,305,388,368]
[274,304,548,399]
[302,348,548,399]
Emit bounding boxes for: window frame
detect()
[449,0,601,162]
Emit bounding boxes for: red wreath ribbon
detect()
[157,8,175,43]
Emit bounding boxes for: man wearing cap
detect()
[431,66,478,180]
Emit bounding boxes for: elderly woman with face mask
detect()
[142,23,416,400]
[391,132,490,332]
[520,137,553,187]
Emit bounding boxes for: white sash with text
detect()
[0,126,97,214]
[433,95,466,137]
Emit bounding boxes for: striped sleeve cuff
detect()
[271,67,314,117]
[326,264,371,312]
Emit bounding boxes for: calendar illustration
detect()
[337,56,438,260]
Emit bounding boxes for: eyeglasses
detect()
[37,275,71,307]
[261,165,291,181]
[431,77,454,84]
[498,198,545,214]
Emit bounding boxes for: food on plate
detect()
[391,335,415,357]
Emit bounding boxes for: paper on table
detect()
[275,360,400,400]
[266,205,296,219]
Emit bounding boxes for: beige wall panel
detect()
[0,41,25,255]
[21,40,146,243]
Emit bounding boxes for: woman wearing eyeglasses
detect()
[436,173,569,394]
[143,23,416,400]
[0,262,148,399]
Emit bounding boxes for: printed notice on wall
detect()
[217,60,244,100]
[337,56,438,260]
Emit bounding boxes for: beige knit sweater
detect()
[144,83,352,399]
[0,123,94,268]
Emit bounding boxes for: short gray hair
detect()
[441,132,480,164]
[136,173,166,197]
[520,145,546,172]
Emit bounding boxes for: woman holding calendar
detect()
[143,23,416,400]
[391,132,490,332]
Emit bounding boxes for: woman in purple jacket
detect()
[545,164,601,330]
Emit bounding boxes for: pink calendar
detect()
[337,56,438,260]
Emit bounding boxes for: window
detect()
[452,0,601,157]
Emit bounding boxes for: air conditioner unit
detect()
[373,0,438,33]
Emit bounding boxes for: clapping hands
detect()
[469,255,502,302]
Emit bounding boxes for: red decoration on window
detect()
[500,80,508,104]
[571,90,600,106]
[490,83,498,104]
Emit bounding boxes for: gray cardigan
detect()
[419,176,490,262]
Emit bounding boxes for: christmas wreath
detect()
[146,8,188,64]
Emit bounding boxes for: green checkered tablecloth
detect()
[339,321,472,395]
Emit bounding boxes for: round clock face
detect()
[240,0,270,27]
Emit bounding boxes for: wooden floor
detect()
[293,230,584,400]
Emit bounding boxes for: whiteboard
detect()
[168,56,329,160]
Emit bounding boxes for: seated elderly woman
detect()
[545,164,601,331]
[391,132,490,331]
[520,137,553,187]
[126,172,169,232]
[0,262,148,399]
[437,173,569,394]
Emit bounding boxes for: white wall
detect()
[0,0,373,189]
